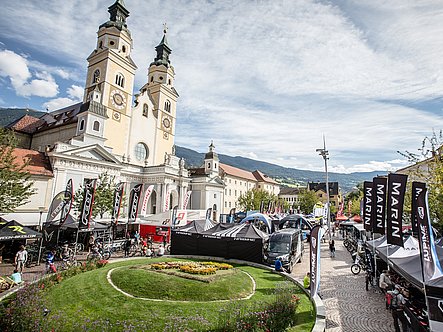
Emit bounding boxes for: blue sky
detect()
[1,0,443,174]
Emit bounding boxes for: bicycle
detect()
[350,254,368,275]
[365,270,377,291]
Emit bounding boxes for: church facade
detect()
[2,0,280,226]
[3,0,189,225]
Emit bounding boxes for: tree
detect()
[74,172,118,218]
[0,128,36,212]
[345,183,364,216]
[237,188,283,211]
[398,130,443,232]
[298,190,318,214]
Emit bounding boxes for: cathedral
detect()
[4,0,192,225]
[2,0,280,226]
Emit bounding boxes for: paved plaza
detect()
[294,237,395,332]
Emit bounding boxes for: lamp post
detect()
[37,206,45,265]
[316,138,331,241]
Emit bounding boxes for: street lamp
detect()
[316,138,331,241]
[37,206,45,265]
[38,206,45,232]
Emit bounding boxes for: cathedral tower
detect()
[83,0,137,157]
[146,25,179,165]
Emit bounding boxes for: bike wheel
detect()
[351,264,361,275]
[76,243,85,252]
[102,250,111,260]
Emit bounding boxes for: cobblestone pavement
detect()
[293,237,395,332]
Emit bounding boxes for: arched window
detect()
[115,73,125,88]
[93,121,100,131]
[134,142,149,161]
[79,119,85,131]
[92,69,100,84]
[142,104,148,117]
[164,100,171,113]
[122,45,126,53]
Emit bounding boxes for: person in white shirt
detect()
[379,270,392,291]
[15,245,28,273]
[157,244,165,256]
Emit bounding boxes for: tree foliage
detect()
[398,130,443,231]
[74,172,117,218]
[0,128,36,212]
[237,188,286,211]
[345,183,364,216]
[298,190,318,215]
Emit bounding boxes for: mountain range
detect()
[175,146,386,194]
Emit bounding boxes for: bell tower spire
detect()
[146,25,179,165]
[83,0,137,158]
[152,23,172,67]
[101,0,130,31]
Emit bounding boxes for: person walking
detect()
[329,239,336,258]
[388,286,407,332]
[14,245,28,273]
[124,235,132,257]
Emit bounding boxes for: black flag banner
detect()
[363,181,373,232]
[259,201,264,214]
[171,205,178,227]
[111,182,125,225]
[79,179,97,229]
[386,173,408,247]
[59,179,73,226]
[229,208,236,223]
[205,207,213,221]
[128,184,143,222]
[310,225,323,298]
[416,187,443,282]
[45,179,74,226]
[411,181,426,235]
[372,177,387,235]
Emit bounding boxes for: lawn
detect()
[13,257,316,331]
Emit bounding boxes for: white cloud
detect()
[0,49,59,97]
[43,84,83,111]
[67,85,83,100]
[2,1,443,173]
[42,97,76,111]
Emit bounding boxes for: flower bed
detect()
[150,261,233,275]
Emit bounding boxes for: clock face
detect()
[110,89,126,110]
[162,117,171,129]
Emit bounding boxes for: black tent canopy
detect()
[171,222,269,263]
[0,220,42,241]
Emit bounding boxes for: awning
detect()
[0,219,42,241]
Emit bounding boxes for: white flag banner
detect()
[140,185,154,217]
[164,188,171,211]
[322,203,329,220]
[182,190,192,210]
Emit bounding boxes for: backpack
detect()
[390,293,399,309]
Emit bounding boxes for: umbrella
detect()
[0,220,42,241]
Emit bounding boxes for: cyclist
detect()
[46,249,57,273]
[61,244,73,268]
